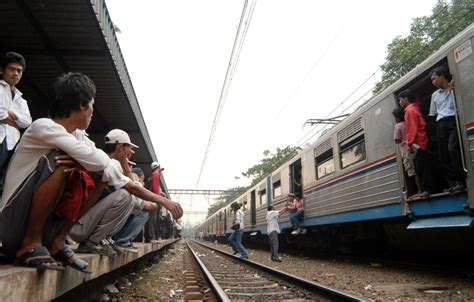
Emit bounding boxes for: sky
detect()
[104,0,437,225]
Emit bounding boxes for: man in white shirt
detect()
[0,72,110,272]
[228,202,249,259]
[70,129,182,256]
[266,205,286,262]
[0,52,32,181]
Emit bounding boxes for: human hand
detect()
[55,154,85,173]
[163,199,183,219]
[143,201,157,213]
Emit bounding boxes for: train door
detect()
[250,190,256,225]
[289,159,303,197]
[395,59,469,198]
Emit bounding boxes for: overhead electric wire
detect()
[294,2,456,148]
[194,0,257,189]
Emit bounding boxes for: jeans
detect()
[113,211,149,246]
[228,229,248,257]
[290,210,304,230]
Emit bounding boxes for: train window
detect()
[339,132,366,169]
[273,180,282,198]
[315,149,334,180]
[259,189,266,205]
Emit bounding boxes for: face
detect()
[398,97,409,109]
[431,73,443,88]
[2,63,23,88]
[78,99,94,130]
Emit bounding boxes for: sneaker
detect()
[232,251,239,255]
[118,243,139,254]
[76,239,117,257]
[239,255,249,259]
[291,228,302,235]
[106,237,123,256]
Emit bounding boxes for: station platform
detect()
[0,239,178,301]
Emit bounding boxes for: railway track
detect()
[186,240,365,301]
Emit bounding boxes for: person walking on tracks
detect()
[228,202,249,259]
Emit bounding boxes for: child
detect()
[392,107,422,198]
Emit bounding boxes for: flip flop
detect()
[54,246,92,274]
[14,246,65,271]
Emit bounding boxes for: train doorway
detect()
[395,59,467,197]
[289,159,303,197]
[250,190,256,225]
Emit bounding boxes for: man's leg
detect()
[235,230,248,257]
[69,189,133,244]
[113,211,149,246]
[145,210,157,241]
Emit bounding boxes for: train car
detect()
[202,24,474,255]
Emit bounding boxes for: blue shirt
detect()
[429,89,456,121]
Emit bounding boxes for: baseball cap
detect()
[104,129,139,148]
[151,161,160,170]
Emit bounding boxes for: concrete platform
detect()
[0,239,178,301]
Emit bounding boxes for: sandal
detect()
[14,246,65,271]
[54,246,92,274]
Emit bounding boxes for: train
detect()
[199,24,474,256]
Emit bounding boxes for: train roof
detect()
[0,0,163,178]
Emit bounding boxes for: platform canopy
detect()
[0,0,164,181]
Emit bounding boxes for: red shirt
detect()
[404,103,428,150]
[148,170,161,195]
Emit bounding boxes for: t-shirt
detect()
[266,210,280,234]
[393,121,409,155]
[0,118,110,211]
[234,209,245,230]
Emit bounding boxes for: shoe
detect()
[291,228,302,235]
[418,191,430,198]
[106,237,123,256]
[239,255,248,259]
[118,243,139,254]
[149,239,160,244]
[271,257,282,262]
[76,239,117,257]
[451,183,466,193]
[232,251,239,255]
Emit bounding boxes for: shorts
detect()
[402,152,416,177]
[0,150,67,257]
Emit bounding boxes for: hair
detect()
[392,107,404,121]
[431,66,452,82]
[1,52,26,70]
[103,143,119,154]
[231,202,241,210]
[397,89,415,103]
[48,72,96,118]
[132,167,144,177]
[295,192,302,199]
[267,205,274,211]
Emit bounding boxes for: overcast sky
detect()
[105,0,437,224]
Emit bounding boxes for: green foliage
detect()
[374,0,474,93]
[242,145,301,187]
[207,186,247,217]
[206,145,301,217]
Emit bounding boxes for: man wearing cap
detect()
[145,161,164,243]
[70,129,183,255]
[112,167,157,252]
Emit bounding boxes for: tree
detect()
[242,145,301,187]
[374,0,473,93]
[207,186,247,217]
[206,145,301,217]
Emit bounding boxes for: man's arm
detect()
[123,181,183,219]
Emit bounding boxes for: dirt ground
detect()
[108,240,474,301]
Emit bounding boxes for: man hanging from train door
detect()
[429,66,467,193]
